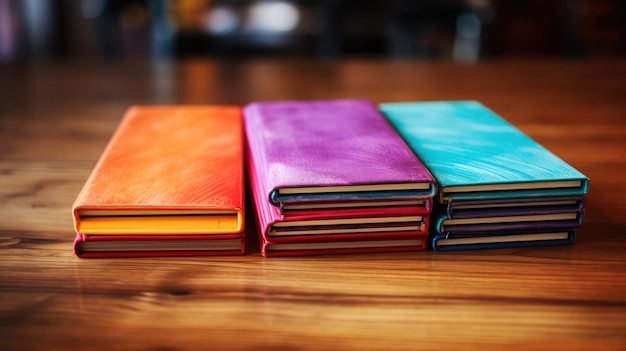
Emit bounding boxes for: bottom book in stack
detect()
[248,157,431,257]
[430,196,585,251]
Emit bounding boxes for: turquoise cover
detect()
[380,101,589,202]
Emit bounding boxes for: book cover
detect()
[380,101,589,203]
[281,198,431,214]
[280,200,431,219]
[74,233,244,258]
[261,235,427,257]
[446,197,584,219]
[431,230,576,251]
[249,151,429,235]
[435,210,584,234]
[248,151,428,256]
[71,106,245,256]
[244,99,436,207]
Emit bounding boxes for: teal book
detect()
[434,210,584,234]
[380,101,589,203]
[431,230,576,252]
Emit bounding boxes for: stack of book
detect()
[244,99,437,256]
[72,106,246,258]
[381,101,589,251]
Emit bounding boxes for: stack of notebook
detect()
[244,99,437,256]
[72,106,246,258]
[381,101,589,251]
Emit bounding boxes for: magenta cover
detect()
[243,99,436,207]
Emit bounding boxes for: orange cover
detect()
[72,106,244,236]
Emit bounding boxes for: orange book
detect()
[72,106,245,257]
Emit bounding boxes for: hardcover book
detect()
[260,235,427,257]
[446,197,584,219]
[435,210,584,234]
[74,233,244,258]
[281,199,431,214]
[248,151,429,256]
[431,230,576,251]
[250,152,428,235]
[71,106,245,257]
[244,99,436,208]
[380,101,589,203]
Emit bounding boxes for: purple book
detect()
[244,99,436,207]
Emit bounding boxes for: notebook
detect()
[71,106,245,257]
[380,101,589,203]
[435,210,584,234]
[244,99,436,208]
[445,197,585,218]
[247,150,428,256]
[431,230,576,251]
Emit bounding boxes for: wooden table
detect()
[1,59,625,350]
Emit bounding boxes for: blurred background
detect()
[0,0,624,64]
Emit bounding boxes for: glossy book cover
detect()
[244,99,436,207]
[380,101,589,203]
[71,106,245,256]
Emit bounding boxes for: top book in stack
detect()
[381,101,588,204]
[244,99,437,209]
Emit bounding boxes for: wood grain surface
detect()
[1,59,626,350]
